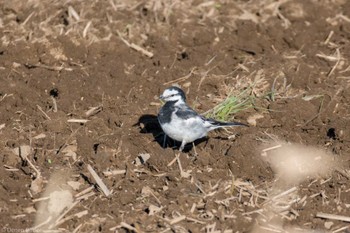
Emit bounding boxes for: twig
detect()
[55,210,88,227]
[76,191,95,201]
[67,119,89,123]
[32,196,50,203]
[72,223,83,233]
[163,67,197,85]
[49,200,80,229]
[170,215,186,225]
[83,21,92,38]
[103,169,126,177]
[262,187,298,205]
[328,48,341,77]
[22,12,35,26]
[117,31,153,58]
[186,217,205,224]
[261,144,282,156]
[175,153,191,178]
[316,212,350,223]
[37,105,51,120]
[272,187,298,200]
[335,168,350,179]
[87,164,111,197]
[68,6,80,21]
[25,63,73,71]
[51,96,58,112]
[332,226,350,233]
[85,105,103,117]
[31,216,52,231]
[26,157,41,177]
[324,30,334,44]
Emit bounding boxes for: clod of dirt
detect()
[145,204,162,216]
[12,145,32,160]
[247,113,264,126]
[134,153,151,166]
[30,176,44,195]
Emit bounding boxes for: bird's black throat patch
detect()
[158,100,176,124]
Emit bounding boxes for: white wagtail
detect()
[158,86,247,152]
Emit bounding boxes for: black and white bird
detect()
[158,86,247,152]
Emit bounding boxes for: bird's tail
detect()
[206,118,248,129]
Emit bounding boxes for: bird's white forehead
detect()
[162,88,179,97]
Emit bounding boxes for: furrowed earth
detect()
[0,0,350,232]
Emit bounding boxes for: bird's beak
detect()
[159,95,164,100]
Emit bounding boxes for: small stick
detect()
[175,153,191,178]
[37,105,51,120]
[48,201,80,229]
[167,156,177,167]
[186,217,205,224]
[22,12,35,26]
[190,203,196,213]
[242,209,264,216]
[55,210,88,227]
[75,186,94,198]
[85,106,103,117]
[271,187,298,200]
[170,215,186,225]
[117,31,153,58]
[324,30,334,44]
[31,216,53,231]
[316,212,350,223]
[67,119,89,123]
[332,226,350,233]
[4,165,19,172]
[72,223,83,233]
[261,144,282,156]
[83,21,92,38]
[68,6,80,21]
[163,67,197,85]
[25,63,73,71]
[328,48,341,77]
[51,96,58,112]
[76,191,95,201]
[26,157,41,178]
[103,169,126,177]
[32,196,50,203]
[87,164,111,197]
[335,168,350,179]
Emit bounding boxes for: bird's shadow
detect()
[134,114,208,152]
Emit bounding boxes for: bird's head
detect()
[159,86,186,103]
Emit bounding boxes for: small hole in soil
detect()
[49,88,59,98]
[144,207,150,214]
[177,51,189,60]
[93,143,99,154]
[327,128,336,140]
[141,7,148,16]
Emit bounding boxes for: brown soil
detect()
[0,0,350,232]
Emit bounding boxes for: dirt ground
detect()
[0,0,350,232]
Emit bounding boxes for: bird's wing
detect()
[175,104,203,120]
[204,117,248,129]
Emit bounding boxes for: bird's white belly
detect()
[160,116,207,143]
